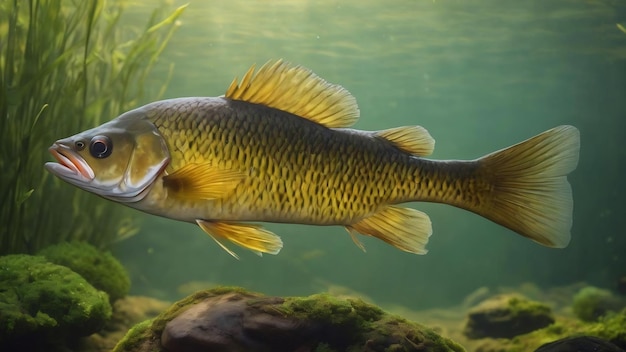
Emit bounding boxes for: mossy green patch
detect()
[283,293,383,326]
[507,296,552,317]
[586,309,626,347]
[572,286,623,322]
[39,241,130,302]
[0,254,112,349]
[112,319,154,352]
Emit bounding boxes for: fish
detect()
[45,60,580,258]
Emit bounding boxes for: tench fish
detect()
[45,60,580,258]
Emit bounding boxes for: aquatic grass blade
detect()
[0,0,186,254]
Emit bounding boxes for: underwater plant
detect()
[0,0,185,254]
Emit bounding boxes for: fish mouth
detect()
[45,143,95,182]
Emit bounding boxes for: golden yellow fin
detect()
[346,205,432,255]
[196,220,283,259]
[376,126,435,156]
[163,163,245,200]
[225,59,360,128]
[473,125,580,248]
[346,228,367,253]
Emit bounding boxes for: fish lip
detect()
[46,143,95,181]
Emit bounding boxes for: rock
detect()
[535,335,625,352]
[0,254,111,350]
[572,286,624,322]
[162,294,314,351]
[113,286,465,352]
[463,294,554,339]
[39,241,131,302]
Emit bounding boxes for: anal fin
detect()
[346,205,432,255]
[196,220,283,259]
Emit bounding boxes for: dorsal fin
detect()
[376,126,435,156]
[225,60,360,128]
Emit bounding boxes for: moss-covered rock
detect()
[113,286,465,352]
[0,254,112,350]
[39,241,130,302]
[572,286,624,322]
[464,294,554,339]
[534,335,624,352]
[471,307,626,351]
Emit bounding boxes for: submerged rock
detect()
[391,284,626,352]
[114,287,465,352]
[572,286,625,322]
[463,294,554,339]
[0,254,112,350]
[470,307,626,351]
[534,335,625,352]
[39,241,131,302]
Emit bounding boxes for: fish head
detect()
[45,110,170,203]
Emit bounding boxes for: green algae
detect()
[507,296,552,317]
[572,286,623,322]
[282,293,384,325]
[0,254,112,349]
[39,241,130,302]
[586,309,626,348]
[112,319,154,352]
[276,291,466,351]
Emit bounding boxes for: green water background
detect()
[111,0,626,310]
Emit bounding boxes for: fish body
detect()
[137,97,465,224]
[46,60,580,257]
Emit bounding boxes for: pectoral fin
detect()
[346,205,432,255]
[196,220,283,259]
[163,163,245,200]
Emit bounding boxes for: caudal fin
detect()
[477,125,580,247]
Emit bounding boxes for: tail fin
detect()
[476,125,580,247]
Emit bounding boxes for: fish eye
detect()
[75,141,86,150]
[89,135,113,159]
